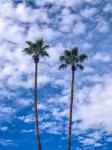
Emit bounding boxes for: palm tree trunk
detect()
[34,62,42,150]
[68,69,75,150]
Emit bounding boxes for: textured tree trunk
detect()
[68,69,75,150]
[34,62,42,150]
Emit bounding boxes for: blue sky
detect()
[0,0,112,149]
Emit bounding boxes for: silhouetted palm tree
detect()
[22,39,49,150]
[59,47,87,150]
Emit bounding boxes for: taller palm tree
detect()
[22,39,49,150]
[59,47,87,150]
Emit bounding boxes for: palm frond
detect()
[22,39,49,58]
[71,47,78,56]
[26,41,37,52]
[64,50,71,57]
[79,54,88,62]
[42,44,49,50]
[22,48,34,55]
[36,39,44,48]
[76,56,81,63]
[71,55,79,63]
[40,50,49,57]
[59,64,67,70]
[76,64,84,70]
[26,41,34,47]
[58,47,87,70]
[59,55,67,62]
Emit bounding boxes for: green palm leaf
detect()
[64,50,71,57]
[36,39,44,48]
[42,45,49,50]
[26,41,34,47]
[59,64,67,70]
[22,39,49,61]
[79,54,88,62]
[76,64,84,70]
[59,55,67,63]
[71,47,78,56]
[40,50,49,57]
[59,47,87,71]
[22,48,34,55]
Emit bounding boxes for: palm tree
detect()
[22,39,49,150]
[59,47,87,150]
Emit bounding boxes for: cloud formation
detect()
[0,0,112,149]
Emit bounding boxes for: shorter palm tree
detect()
[22,39,49,150]
[59,47,87,150]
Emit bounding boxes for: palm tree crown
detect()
[59,47,88,71]
[22,39,49,63]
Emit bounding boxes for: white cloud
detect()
[103,3,112,12]
[73,22,86,34]
[80,8,97,18]
[0,106,15,115]
[94,143,102,147]
[82,42,92,50]
[36,0,82,7]
[81,138,96,145]
[40,121,62,134]
[59,8,81,32]
[83,66,95,73]
[18,114,34,123]
[38,103,46,110]
[0,1,49,23]
[96,20,109,33]
[21,129,34,133]
[0,106,16,124]
[106,137,112,142]
[0,18,25,44]
[27,24,60,41]
[0,126,8,132]
[0,139,14,146]
[18,99,33,107]
[75,74,112,134]
[92,52,111,62]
